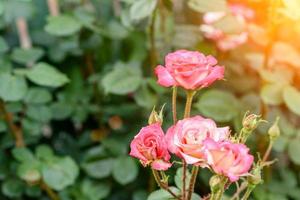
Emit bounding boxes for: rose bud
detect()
[268,117,280,141]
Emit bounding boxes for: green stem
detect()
[241,185,255,200]
[172,86,177,123]
[187,166,199,200]
[184,90,195,118]
[182,160,187,200]
[262,140,274,162]
[152,170,181,200]
[209,177,227,200]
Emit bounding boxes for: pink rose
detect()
[129,123,172,170]
[204,139,254,182]
[200,4,254,51]
[165,116,229,165]
[155,50,224,90]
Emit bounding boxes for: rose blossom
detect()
[204,139,254,182]
[155,50,224,90]
[200,4,254,51]
[165,115,229,165]
[129,123,172,170]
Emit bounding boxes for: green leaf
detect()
[82,158,114,179]
[133,190,148,200]
[288,138,300,165]
[195,89,239,122]
[26,105,52,123]
[1,179,25,198]
[260,83,284,106]
[25,62,69,87]
[0,36,8,53]
[42,157,79,191]
[273,136,288,152]
[188,0,227,13]
[22,118,42,136]
[283,86,300,116]
[25,185,41,198]
[51,102,74,120]
[147,187,180,200]
[81,179,111,200]
[17,161,41,183]
[175,167,191,190]
[112,156,138,185]
[35,145,54,161]
[24,88,52,104]
[130,0,158,21]
[134,83,157,109]
[0,73,28,101]
[259,66,293,85]
[45,15,82,36]
[11,48,44,65]
[102,63,142,95]
[12,147,35,162]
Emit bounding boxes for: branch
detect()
[47,0,60,16]
[0,100,25,147]
[16,18,31,49]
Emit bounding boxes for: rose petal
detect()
[151,159,172,170]
[155,65,176,87]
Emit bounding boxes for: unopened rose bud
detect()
[268,117,280,141]
[148,105,165,125]
[248,167,262,185]
[209,175,222,193]
[242,112,263,132]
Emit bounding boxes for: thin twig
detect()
[0,100,24,147]
[16,18,31,49]
[40,181,60,200]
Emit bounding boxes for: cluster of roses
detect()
[129,50,254,183]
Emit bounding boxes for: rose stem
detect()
[230,182,248,200]
[187,166,199,200]
[172,86,177,123]
[152,170,181,200]
[182,90,196,200]
[184,90,195,118]
[262,140,274,163]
